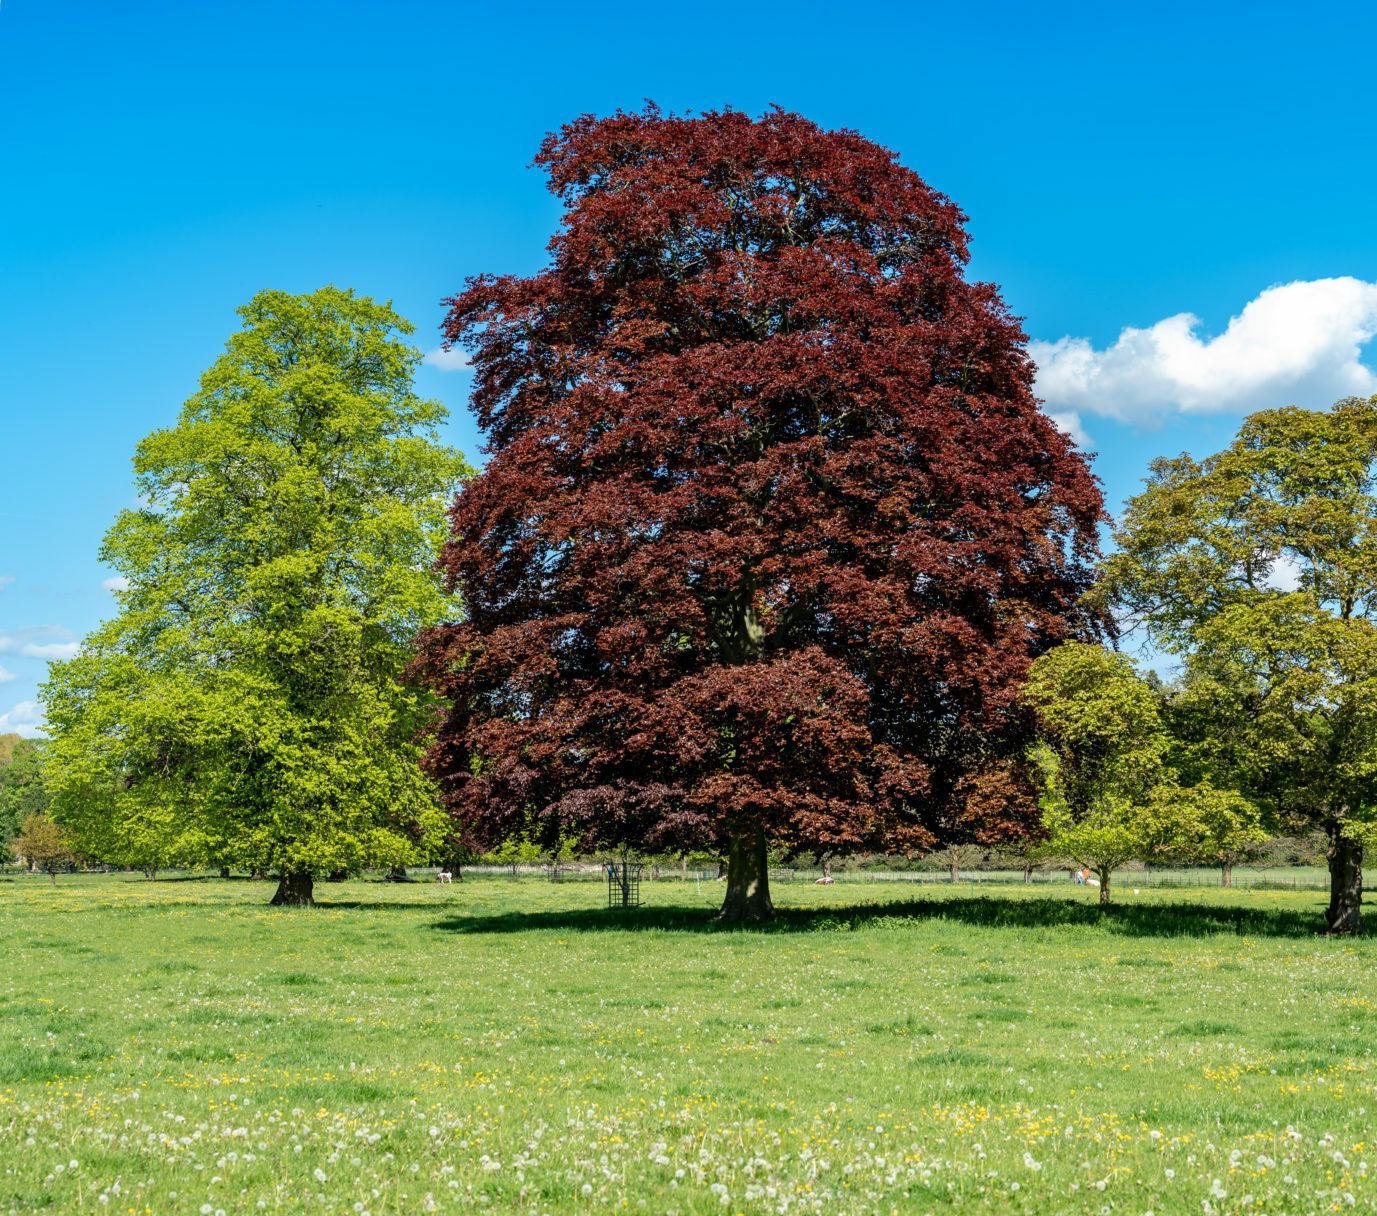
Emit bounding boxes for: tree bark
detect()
[1023,864,1032,884]
[270,872,315,907]
[1098,869,1111,906]
[219,866,230,879]
[718,829,774,923]
[822,858,832,881]
[1221,860,1232,888]
[1326,826,1363,935]
[949,858,959,883]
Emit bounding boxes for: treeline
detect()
[27,106,1377,933]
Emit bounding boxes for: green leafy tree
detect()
[1025,644,1170,903]
[0,733,23,769]
[18,812,72,883]
[0,738,50,847]
[1143,782,1267,887]
[1099,396,1377,932]
[42,287,471,906]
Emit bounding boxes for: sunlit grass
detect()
[2,873,1374,1214]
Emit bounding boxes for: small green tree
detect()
[42,287,471,906]
[18,812,72,883]
[1156,782,1268,886]
[1027,644,1265,902]
[1025,644,1171,903]
[0,739,50,845]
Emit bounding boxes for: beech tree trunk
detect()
[1326,827,1363,935]
[718,829,774,923]
[270,872,315,907]
[1221,860,1232,888]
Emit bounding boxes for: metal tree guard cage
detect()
[607,860,642,909]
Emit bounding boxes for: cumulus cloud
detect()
[102,576,130,593]
[1032,278,1377,429]
[424,346,471,372]
[0,700,44,738]
[0,666,14,685]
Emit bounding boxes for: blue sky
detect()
[4,0,1377,734]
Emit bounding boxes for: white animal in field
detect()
[815,876,835,885]
[437,871,453,884]
[1087,877,1100,887]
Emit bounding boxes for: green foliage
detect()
[41,287,471,884]
[1025,643,1167,814]
[1099,396,1377,853]
[17,812,71,874]
[0,732,23,768]
[1025,643,1263,897]
[0,738,50,847]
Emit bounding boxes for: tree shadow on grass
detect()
[426,894,1338,940]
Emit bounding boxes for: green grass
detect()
[1,874,1375,1214]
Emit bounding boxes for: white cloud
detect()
[0,575,14,592]
[0,627,80,662]
[0,700,44,738]
[19,642,80,660]
[102,576,130,593]
[1032,277,1377,426]
[0,666,14,685]
[424,345,471,372]
[1045,410,1089,449]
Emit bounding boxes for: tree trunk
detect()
[219,866,230,879]
[1023,864,1032,884]
[1098,869,1111,906]
[1221,860,1232,888]
[144,867,157,881]
[1326,827,1363,935]
[718,829,774,923]
[949,858,959,883]
[822,858,832,880]
[327,869,347,882]
[270,872,315,907]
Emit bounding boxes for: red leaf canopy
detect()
[415,106,1104,863]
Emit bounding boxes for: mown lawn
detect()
[1,873,1374,1215]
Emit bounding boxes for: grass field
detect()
[2,875,1375,1215]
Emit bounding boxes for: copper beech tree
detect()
[415,107,1105,921]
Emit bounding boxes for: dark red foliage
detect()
[415,106,1104,870]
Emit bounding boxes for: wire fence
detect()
[431,863,1361,892]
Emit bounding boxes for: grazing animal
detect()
[815,876,835,885]
[437,871,453,884]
